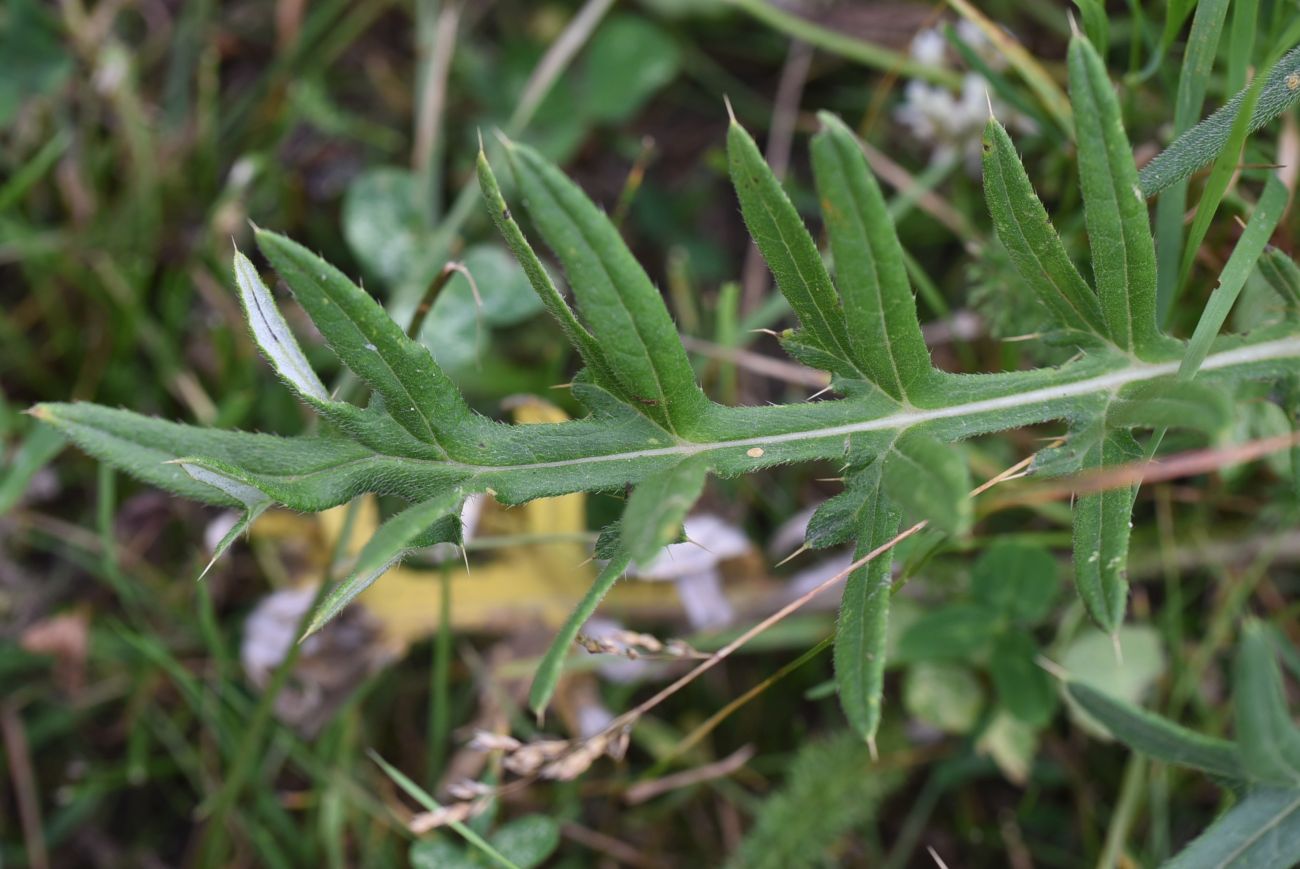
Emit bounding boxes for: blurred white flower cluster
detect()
[895,21,1035,172]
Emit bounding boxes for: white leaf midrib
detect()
[447,336,1300,475]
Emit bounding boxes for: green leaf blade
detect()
[726,119,855,371]
[980,118,1108,340]
[1065,682,1243,779]
[1235,621,1300,786]
[1068,35,1161,356]
[810,112,931,399]
[254,229,475,454]
[883,430,971,536]
[831,461,901,744]
[304,490,464,639]
[1164,788,1300,869]
[503,140,708,435]
[1071,428,1142,632]
[1140,44,1300,197]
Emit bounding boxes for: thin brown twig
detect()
[2,704,49,869]
[624,745,757,805]
[413,1,462,176]
[985,431,1300,511]
[510,0,616,129]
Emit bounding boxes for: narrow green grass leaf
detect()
[1180,174,1290,378]
[1071,0,1109,59]
[830,463,900,743]
[368,750,522,869]
[255,229,475,453]
[1234,621,1300,785]
[980,118,1108,340]
[1068,35,1161,356]
[1260,248,1300,313]
[1071,428,1142,633]
[503,139,708,435]
[1176,70,1273,296]
[1139,44,1300,196]
[1153,0,1232,320]
[727,119,855,371]
[883,430,971,536]
[304,490,464,639]
[1066,682,1244,779]
[1226,0,1259,94]
[0,421,64,513]
[1164,787,1300,869]
[810,112,932,400]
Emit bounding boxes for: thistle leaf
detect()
[1235,620,1300,785]
[883,430,971,536]
[1139,44,1300,197]
[178,462,273,579]
[502,139,708,435]
[1179,174,1290,379]
[1108,379,1231,435]
[1065,682,1244,779]
[980,118,1108,340]
[529,551,633,722]
[233,249,329,401]
[620,455,710,565]
[1163,787,1300,869]
[31,403,369,508]
[529,455,708,719]
[829,463,900,742]
[476,149,622,392]
[1071,428,1142,632]
[304,490,465,639]
[232,248,444,460]
[1068,35,1161,356]
[727,118,856,373]
[255,229,477,454]
[810,112,932,399]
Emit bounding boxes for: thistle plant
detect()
[33,35,1300,750]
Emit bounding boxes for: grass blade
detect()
[368,750,522,869]
[1179,174,1289,379]
[1153,0,1232,320]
